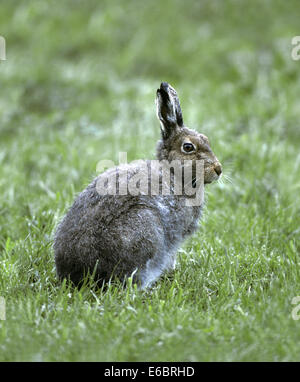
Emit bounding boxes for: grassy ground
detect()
[0,0,300,361]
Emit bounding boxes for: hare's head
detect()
[156,82,222,184]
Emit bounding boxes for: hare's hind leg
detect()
[113,207,174,289]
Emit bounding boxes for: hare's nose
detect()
[214,163,222,176]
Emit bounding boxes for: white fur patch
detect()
[139,250,175,289]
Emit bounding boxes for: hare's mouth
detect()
[204,172,221,185]
[204,164,222,185]
[204,179,217,185]
[190,174,219,186]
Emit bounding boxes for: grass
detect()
[0,0,300,361]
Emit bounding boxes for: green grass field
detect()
[0,0,300,361]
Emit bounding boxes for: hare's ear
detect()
[156,82,184,140]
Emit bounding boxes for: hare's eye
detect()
[182,142,195,153]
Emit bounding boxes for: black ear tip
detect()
[157,82,170,99]
[160,82,170,91]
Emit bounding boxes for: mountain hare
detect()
[54,82,222,289]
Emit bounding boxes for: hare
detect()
[54,82,222,289]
